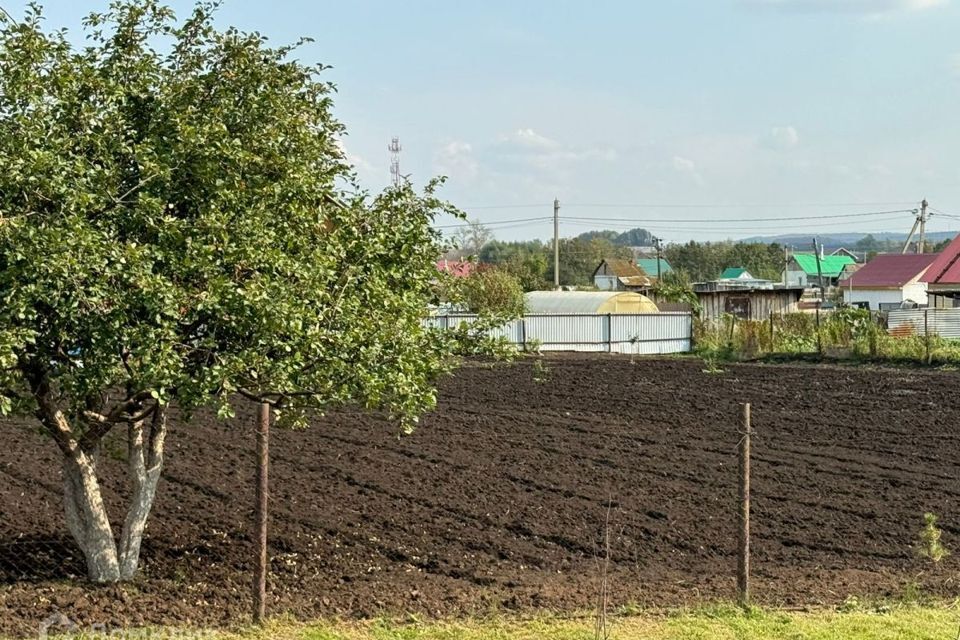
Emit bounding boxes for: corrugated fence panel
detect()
[888,309,960,339]
[610,313,693,354]
[424,313,692,354]
[524,314,609,352]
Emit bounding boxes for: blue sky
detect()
[10,0,960,242]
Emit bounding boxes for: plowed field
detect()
[1,356,958,636]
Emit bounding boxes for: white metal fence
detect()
[425,312,693,354]
[888,308,960,339]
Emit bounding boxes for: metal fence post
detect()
[924,308,931,364]
[253,402,270,624]
[738,402,752,610]
[607,313,613,353]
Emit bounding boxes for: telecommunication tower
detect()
[388,137,402,187]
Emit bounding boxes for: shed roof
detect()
[636,257,672,275]
[595,258,643,279]
[790,253,856,277]
[525,291,658,314]
[924,233,960,288]
[839,253,937,288]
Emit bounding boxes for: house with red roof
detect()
[839,253,938,310]
[923,233,960,307]
[435,259,476,278]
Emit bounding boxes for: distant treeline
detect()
[458,225,953,292]
[474,227,787,289]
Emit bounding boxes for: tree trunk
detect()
[62,450,121,583]
[117,409,166,579]
[32,372,166,583]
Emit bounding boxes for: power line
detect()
[562,201,918,209]
[557,215,913,233]
[459,204,546,210]
[453,200,919,211]
[435,217,551,230]
[559,208,915,224]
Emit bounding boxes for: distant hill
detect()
[741,230,957,249]
[576,227,654,247]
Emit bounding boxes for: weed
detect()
[701,357,725,375]
[916,512,950,563]
[523,338,543,355]
[532,358,550,383]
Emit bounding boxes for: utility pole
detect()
[812,238,825,302]
[901,204,922,254]
[918,198,929,254]
[553,197,560,289]
[783,245,789,286]
[653,236,663,282]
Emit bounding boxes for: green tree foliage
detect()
[576,227,654,247]
[664,241,785,282]
[0,1,457,582]
[655,269,700,310]
[929,238,952,253]
[613,227,655,247]
[575,229,620,243]
[460,268,525,317]
[550,237,633,287]
[479,240,548,291]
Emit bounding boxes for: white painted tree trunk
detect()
[62,450,121,582]
[35,377,167,582]
[117,412,166,580]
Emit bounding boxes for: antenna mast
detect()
[388,136,402,187]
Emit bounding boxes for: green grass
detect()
[202,605,960,640]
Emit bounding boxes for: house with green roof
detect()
[720,267,753,280]
[635,257,672,279]
[784,253,857,288]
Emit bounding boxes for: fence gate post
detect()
[607,313,613,353]
[253,402,270,624]
[768,310,774,351]
[737,402,751,610]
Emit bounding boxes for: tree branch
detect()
[79,392,157,452]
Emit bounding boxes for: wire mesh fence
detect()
[0,537,85,583]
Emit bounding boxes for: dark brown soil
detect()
[2,356,959,636]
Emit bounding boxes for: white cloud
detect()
[950,53,960,74]
[671,155,705,186]
[761,125,800,150]
[490,128,618,179]
[335,138,375,173]
[744,0,948,15]
[434,140,480,181]
[498,128,562,150]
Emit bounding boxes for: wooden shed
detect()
[694,284,804,321]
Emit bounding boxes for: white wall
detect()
[784,269,807,287]
[843,284,929,310]
[902,282,928,305]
